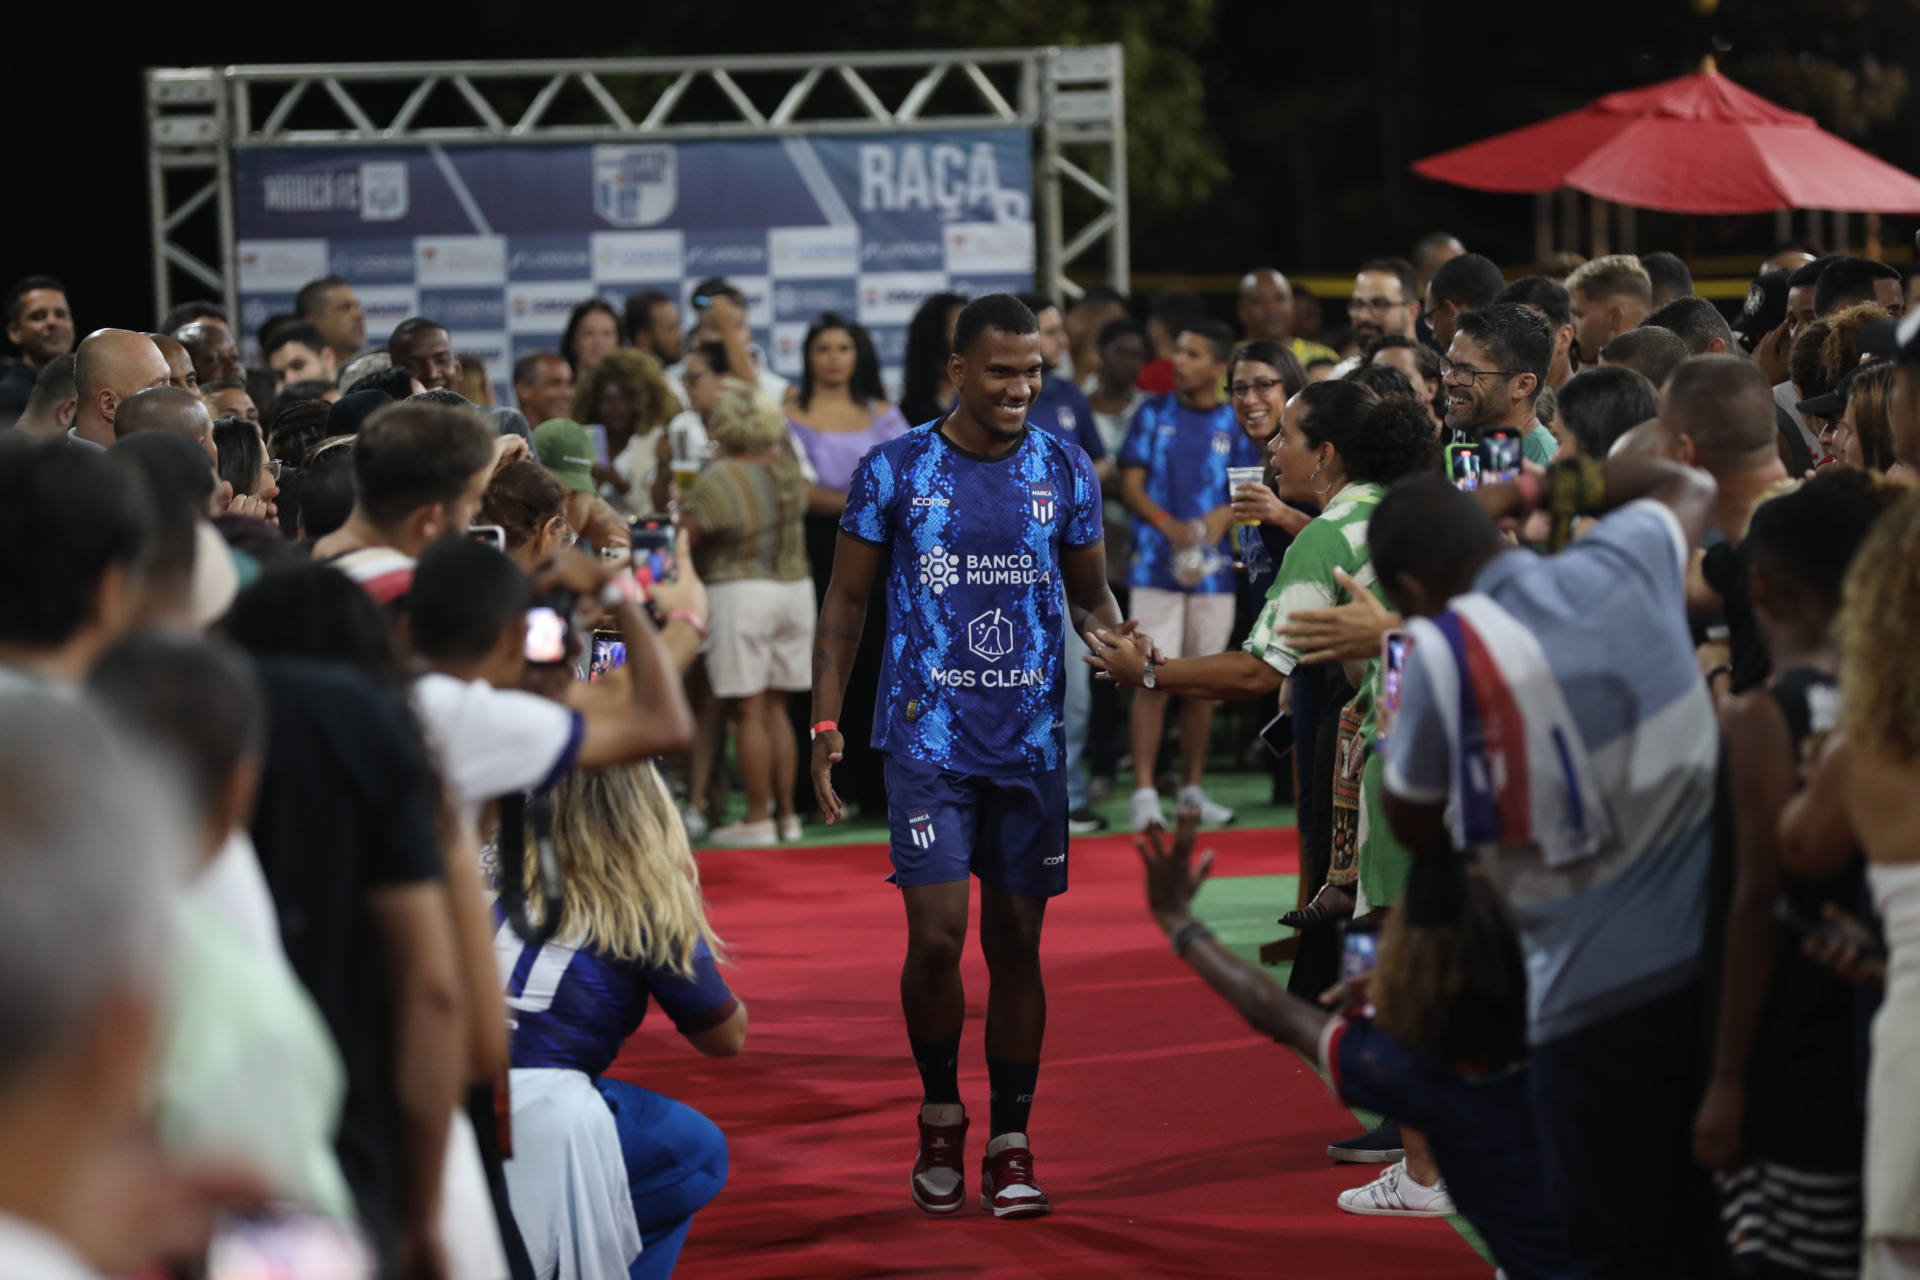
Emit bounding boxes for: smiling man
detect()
[1443,303,1557,466]
[0,276,76,422]
[811,293,1124,1223]
[388,317,461,392]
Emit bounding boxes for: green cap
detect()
[533,418,595,493]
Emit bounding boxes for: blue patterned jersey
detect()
[1029,375,1105,461]
[840,421,1103,777]
[1117,395,1259,593]
[494,908,737,1078]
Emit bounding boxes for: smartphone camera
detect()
[1446,444,1481,492]
[524,589,577,666]
[1377,628,1410,746]
[628,518,677,587]
[589,630,627,682]
[469,524,506,552]
[1478,430,1523,485]
[1339,922,1380,1017]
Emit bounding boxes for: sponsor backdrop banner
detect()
[235,131,1034,401]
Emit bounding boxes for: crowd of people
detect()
[2,225,1919,1280]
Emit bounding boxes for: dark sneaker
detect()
[980,1134,1051,1218]
[911,1111,969,1213]
[1067,806,1109,835]
[1328,1118,1404,1163]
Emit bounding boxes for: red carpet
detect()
[607,828,1490,1278]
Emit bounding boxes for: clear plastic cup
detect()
[1227,466,1268,525]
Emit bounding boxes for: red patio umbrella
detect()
[1411,59,1920,215]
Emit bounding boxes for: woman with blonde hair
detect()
[499,759,746,1280]
[573,347,678,516]
[1781,491,1920,1280]
[682,379,813,846]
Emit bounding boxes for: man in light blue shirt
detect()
[1372,459,1722,1278]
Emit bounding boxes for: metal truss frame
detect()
[145,46,1127,326]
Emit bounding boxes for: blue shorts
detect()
[884,754,1068,899]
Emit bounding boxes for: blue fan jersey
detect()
[1118,395,1259,594]
[494,910,737,1078]
[1029,374,1106,461]
[840,421,1103,777]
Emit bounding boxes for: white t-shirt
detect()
[192,831,289,971]
[0,1213,101,1280]
[412,673,584,833]
[609,425,667,518]
[1089,390,1146,458]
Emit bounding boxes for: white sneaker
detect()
[777,815,803,842]
[1129,787,1167,832]
[1336,1160,1456,1217]
[680,806,709,842]
[1177,784,1237,827]
[709,819,777,847]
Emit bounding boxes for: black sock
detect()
[987,1058,1039,1138]
[909,1031,962,1106]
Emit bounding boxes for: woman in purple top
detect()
[785,313,910,502]
[786,312,907,814]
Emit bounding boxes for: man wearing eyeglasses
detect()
[1334,258,1422,378]
[1442,303,1560,467]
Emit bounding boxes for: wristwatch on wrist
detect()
[1141,654,1157,690]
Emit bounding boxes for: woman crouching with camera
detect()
[500,760,747,1280]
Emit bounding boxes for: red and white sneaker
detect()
[910,1110,969,1213]
[979,1133,1051,1218]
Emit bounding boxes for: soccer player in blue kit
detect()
[810,294,1130,1219]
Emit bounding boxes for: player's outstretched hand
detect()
[811,730,846,825]
[1136,805,1213,934]
[1106,616,1166,664]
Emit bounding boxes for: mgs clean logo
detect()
[967,608,1016,661]
[593,145,678,227]
[907,809,937,849]
[919,545,960,595]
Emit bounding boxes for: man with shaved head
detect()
[1659,354,1792,697]
[1237,268,1336,365]
[1658,356,1784,529]
[71,329,171,451]
[148,332,199,393]
[172,317,243,387]
[115,385,216,458]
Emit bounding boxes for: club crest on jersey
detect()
[907,809,936,849]
[1029,484,1056,522]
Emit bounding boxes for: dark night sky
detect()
[9,1,1920,338]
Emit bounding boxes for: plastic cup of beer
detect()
[1227,466,1267,525]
